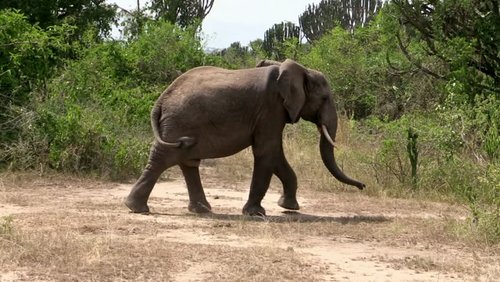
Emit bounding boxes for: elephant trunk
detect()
[319,126,365,190]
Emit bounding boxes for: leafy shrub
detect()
[301,27,375,118]
[128,21,204,84]
[0,10,74,144]
[354,108,499,243]
[1,20,205,179]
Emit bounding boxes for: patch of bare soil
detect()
[0,172,498,281]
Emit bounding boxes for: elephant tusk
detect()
[321,125,337,148]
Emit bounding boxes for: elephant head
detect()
[262,59,365,190]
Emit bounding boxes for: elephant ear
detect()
[277,59,307,123]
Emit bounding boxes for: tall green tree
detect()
[118,0,149,40]
[388,0,500,96]
[0,0,117,40]
[299,0,383,42]
[149,0,214,28]
[262,21,301,61]
[302,26,382,119]
[217,42,256,68]
[0,10,74,142]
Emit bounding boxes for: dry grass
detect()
[1,210,322,281]
[2,209,498,281]
[0,173,322,281]
[212,119,497,247]
[1,216,175,281]
[1,118,499,281]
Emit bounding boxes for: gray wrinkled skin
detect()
[125,59,365,216]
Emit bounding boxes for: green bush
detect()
[1,20,205,179]
[128,21,204,84]
[354,108,499,243]
[301,27,380,119]
[0,10,74,144]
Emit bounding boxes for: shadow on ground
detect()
[146,211,391,224]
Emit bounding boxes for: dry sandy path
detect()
[0,173,498,281]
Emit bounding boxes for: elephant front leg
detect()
[242,155,274,216]
[180,163,212,213]
[274,149,300,210]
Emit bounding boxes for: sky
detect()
[109,0,321,48]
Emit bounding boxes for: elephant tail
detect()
[150,102,196,149]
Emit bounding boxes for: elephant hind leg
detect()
[125,146,176,213]
[180,162,212,213]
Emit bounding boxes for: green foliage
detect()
[1,20,205,179]
[302,27,381,118]
[441,81,500,161]
[34,21,204,177]
[355,109,499,243]
[389,0,499,96]
[118,6,148,41]
[211,42,257,69]
[376,5,447,117]
[0,10,75,143]
[299,0,383,42]
[120,0,214,40]
[0,0,117,40]
[129,21,204,84]
[262,22,301,61]
[248,39,267,61]
[361,115,455,193]
[0,10,74,94]
[149,0,214,28]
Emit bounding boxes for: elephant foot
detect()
[278,196,300,210]
[242,203,266,216]
[124,197,150,214]
[188,201,212,213]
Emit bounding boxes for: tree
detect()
[217,42,255,68]
[118,0,149,40]
[299,0,383,42]
[302,27,382,119]
[0,10,74,142]
[262,22,301,61]
[248,39,268,61]
[149,0,214,28]
[389,0,500,95]
[0,0,117,40]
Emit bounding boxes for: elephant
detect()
[125,59,365,216]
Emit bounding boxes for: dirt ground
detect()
[0,170,498,281]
